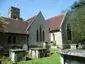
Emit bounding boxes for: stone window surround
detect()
[8,35,16,44]
[36,25,45,42]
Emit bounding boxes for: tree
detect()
[0,16,8,31]
[67,0,85,43]
[71,0,85,9]
[19,17,23,21]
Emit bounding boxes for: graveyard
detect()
[0,49,60,64]
[1,0,85,64]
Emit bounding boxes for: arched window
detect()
[8,35,11,44]
[43,31,45,41]
[40,26,42,41]
[67,24,72,40]
[13,36,16,44]
[36,29,39,42]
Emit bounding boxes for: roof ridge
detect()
[1,17,28,34]
[24,12,39,21]
[3,17,23,22]
[46,13,65,21]
[59,11,68,28]
[25,12,40,31]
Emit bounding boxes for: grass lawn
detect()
[18,49,60,64]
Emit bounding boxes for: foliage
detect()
[0,56,12,64]
[67,0,85,43]
[24,51,29,58]
[71,0,85,9]
[0,16,8,31]
[19,17,23,21]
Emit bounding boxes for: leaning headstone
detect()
[43,43,46,48]
[22,44,28,50]
[70,44,76,49]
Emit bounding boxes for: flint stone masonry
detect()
[29,48,48,58]
[9,49,26,63]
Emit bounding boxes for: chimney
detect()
[8,6,20,19]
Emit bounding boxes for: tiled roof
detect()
[1,13,38,34]
[25,14,37,27]
[3,17,28,34]
[25,12,39,29]
[46,13,65,31]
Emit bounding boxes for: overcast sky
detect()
[0,0,77,20]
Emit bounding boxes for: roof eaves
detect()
[49,28,60,33]
[25,12,40,31]
[5,32,29,35]
[59,11,68,28]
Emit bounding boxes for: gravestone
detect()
[29,48,47,59]
[70,44,76,49]
[9,49,26,63]
[22,44,28,50]
[43,43,46,48]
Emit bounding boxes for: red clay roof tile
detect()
[46,13,65,31]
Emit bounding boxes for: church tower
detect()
[8,6,20,19]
